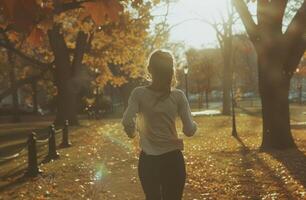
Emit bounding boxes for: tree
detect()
[231,34,258,93]
[233,0,306,149]
[0,33,52,121]
[0,0,156,125]
[0,0,122,125]
[200,3,237,115]
[116,0,179,108]
[186,48,222,109]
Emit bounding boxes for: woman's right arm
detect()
[122,88,140,138]
[178,90,197,137]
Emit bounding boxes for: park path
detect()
[0,120,199,200]
[0,120,143,200]
[1,117,306,199]
[82,121,201,200]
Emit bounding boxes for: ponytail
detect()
[147,49,175,106]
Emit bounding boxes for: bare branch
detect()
[232,0,258,42]
[271,0,288,29]
[149,1,171,52]
[285,0,306,43]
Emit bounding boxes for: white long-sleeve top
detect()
[122,86,197,155]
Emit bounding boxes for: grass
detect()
[184,115,306,199]
[0,115,305,200]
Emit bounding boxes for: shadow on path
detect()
[0,149,52,193]
[232,136,262,198]
[268,147,306,188]
[0,175,29,193]
[232,135,295,199]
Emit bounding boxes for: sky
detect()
[153,0,302,49]
[152,0,249,49]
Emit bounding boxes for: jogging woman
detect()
[122,49,197,200]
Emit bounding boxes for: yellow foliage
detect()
[0,0,169,96]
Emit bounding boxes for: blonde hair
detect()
[147,49,176,104]
[147,49,176,88]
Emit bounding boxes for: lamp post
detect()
[231,74,238,137]
[184,66,189,102]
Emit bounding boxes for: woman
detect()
[122,49,197,200]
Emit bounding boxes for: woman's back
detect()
[122,86,197,155]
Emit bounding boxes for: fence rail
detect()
[0,120,71,177]
[0,142,28,161]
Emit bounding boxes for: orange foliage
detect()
[82,0,123,25]
[0,0,168,94]
[26,27,44,47]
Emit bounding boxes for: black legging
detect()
[138,150,186,200]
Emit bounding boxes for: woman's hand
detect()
[124,123,136,138]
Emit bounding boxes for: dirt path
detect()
[1,117,306,199]
[83,122,200,199]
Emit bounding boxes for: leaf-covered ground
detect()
[1,115,306,200]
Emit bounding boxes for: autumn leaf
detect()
[7,31,19,42]
[82,0,123,26]
[104,0,123,22]
[82,1,106,25]
[26,27,44,47]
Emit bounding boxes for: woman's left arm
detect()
[122,88,140,138]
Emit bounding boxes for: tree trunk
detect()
[258,57,296,149]
[48,26,78,126]
[222,37,233,115]
[222,63,232,115]
[69,31,89,123]
[48,27,89,126]
[232,0,306,150]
